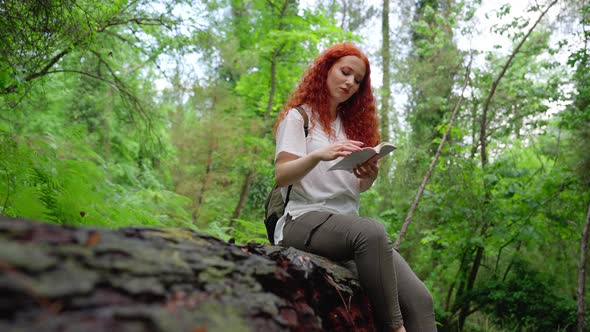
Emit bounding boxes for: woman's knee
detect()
[358,218,389,242]
[351,218,392,253]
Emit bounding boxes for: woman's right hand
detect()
[310,140,364,161]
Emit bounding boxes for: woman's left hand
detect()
[353,159,379,180]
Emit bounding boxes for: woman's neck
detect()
[328,101,338,120]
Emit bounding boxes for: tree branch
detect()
[99,17,173,31]
[45,69,118,86]
[478,0,558,168]
[1,47,72,94]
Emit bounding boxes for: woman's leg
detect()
[393,250,437,331]
[343,255,437,332]
[282,212,403,330]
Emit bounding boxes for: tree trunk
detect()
[0,215,376,332]
[454,3,559,328]
[380,0,391,144]
[376,0,394,211]
[446,246,474,329]
[577,201,590,332]
[101,86,113,158]
[229,170,254,229]
[193,140,215,224]
[458,245,484,329]
[228,0,291,227]
[394,60,471,250]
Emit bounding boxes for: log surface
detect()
[0,216,375,331]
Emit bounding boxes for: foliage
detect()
[0,123,192,228]
[0,0,589,329]
[472,259,576,331]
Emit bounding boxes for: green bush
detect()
[471,260,576,331]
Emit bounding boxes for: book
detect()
[328,142,397,172]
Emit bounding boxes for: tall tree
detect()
[565,3,590,330]
[381,0,391,144]
[455,2,559,329]
[320,0,379,34]
[579,202,590,332]
[0,0,189,100]
[406,0,461,151]
[162,0,349,236]
[229,0,294,228]
[222,0,347,227]
[0,0,198,228]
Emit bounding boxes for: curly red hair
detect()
[275,42,380,146]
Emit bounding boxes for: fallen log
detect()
[0,215,375,331]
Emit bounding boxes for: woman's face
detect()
[326,55,366,106]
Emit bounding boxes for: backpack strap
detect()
[294,106,309,137]
[284,106,309,211]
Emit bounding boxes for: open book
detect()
[328,142,397,172]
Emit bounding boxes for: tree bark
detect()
[0,215,376,332]
[577,201,590,332]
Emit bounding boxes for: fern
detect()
[0,126,193,229]
[232,218,268,245]
[29,167,65,223]
[203,220,232,242]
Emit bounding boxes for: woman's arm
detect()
[275,140,365,187]
[274,152,321,187]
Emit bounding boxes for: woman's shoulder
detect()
[285,105,314,122]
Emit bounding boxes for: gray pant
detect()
[282,211,436,332]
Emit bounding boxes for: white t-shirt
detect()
[273,105,361,245]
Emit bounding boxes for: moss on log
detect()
[0,216,375,331]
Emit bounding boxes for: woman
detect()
[273,43,437,332]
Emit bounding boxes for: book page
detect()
[327,142,397,172]
[327,148,376,172]
[375,143,397,159]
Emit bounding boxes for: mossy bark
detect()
[0,216,375,331]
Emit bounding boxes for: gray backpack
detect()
[263,106,308,243]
